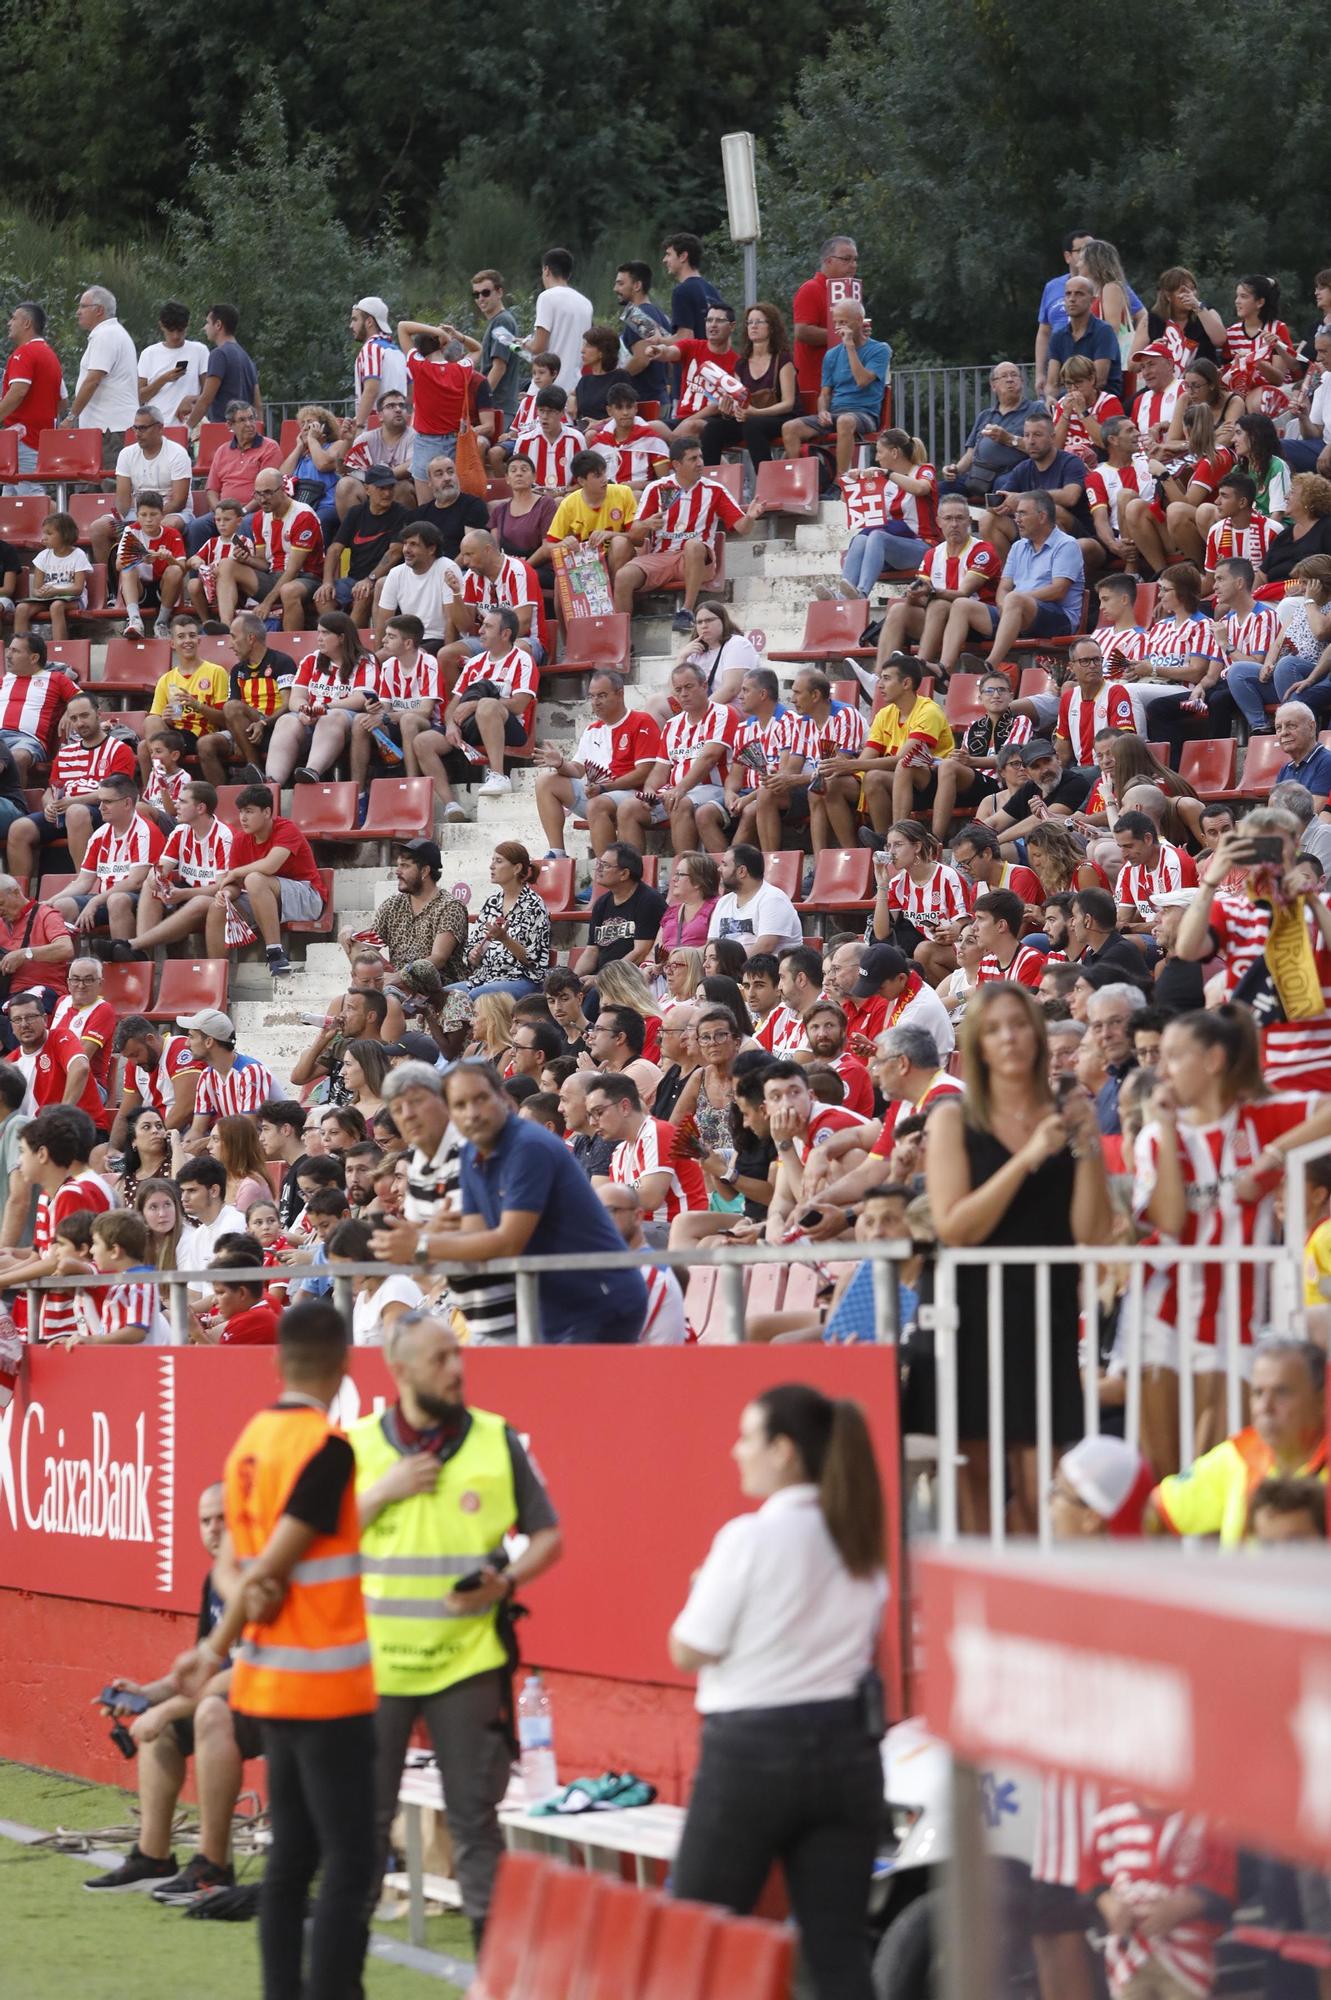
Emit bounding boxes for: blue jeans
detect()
[3,438,42,498]
[1282,438,1327,474]
[185,510,216,554]
[1227,653,1329,729]
[457,977,539,999]
[840,525,928,594]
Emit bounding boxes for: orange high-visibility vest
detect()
[225,1403,376,1721]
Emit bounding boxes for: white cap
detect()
[355,296,391,331]
[1060,1435,1155,1536]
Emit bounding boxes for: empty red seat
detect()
[1236,734,1287,799]
[550,612,631,678]
[1018,666,1054,699]
[638,854,660,889]
[831,678,861,708]
[703,1917,795,2000]
[196,422,230,467]
[754,459,820,519]
[704,462,744,506]
[570,1878,660,2000]
[640,1897,722,2000]
[216,783,280,830]
[1178,739,1236,797]
[44,640,92,682]
[76,562,119,622]
[285,781,358,841]
[944,674,986,727]
[148,959,230,1022]
[334,775,435,846]
[475,1853,551,2000]
[67,491,120,542]
[515,1863,604,2000]
[531,855,580,922]
[37,873,77,901]
[768,598,870,664]
[278,418,301,457]
[100,962,155,1016]
[0,496,48,546]
[33,428,103,485]
[797,847,873,911]
[100,637,171,695]
[764,851,801,901]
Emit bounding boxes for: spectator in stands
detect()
[575,842,666,978]
[1044,273,1123,402]
[187,401,282,555]
[848,655,954,847]
[1084,982,1145,1135]
[652,1002,700,1120]
[290,984,389,1107]
[216,468,323,629]
[462,841,550,997]
[371,521,462,655]
[525,246,594,393]
[313,466,407,620]
[48,769,162,945]
[366,840,467,980]
[204,782,324,977]
[1269,780,1331,877]
[0,628,79,789]
[761,1057,870,1239]
[612,260,671,406]
[409,452,490,562]
[655,851,721,958]
[1034,229,1096,379]
[721,666,820,852]
[587,1070,708,1241]
[13,510,92,640]
[180,1009,274,1148]
[115,490,187,639]
[90,408,192,577]
[542,448,637,582]
[662,231,723,339]
[0,300,63,485]
[779,301,890,478]
[137,300,209,427]
[533,669,662,857]
[440,526,547,668]
[578,1005,663,1111]
[709,844,803,957]
[175,1155,246,1270]
[792,235,860,399]
[337,388,417,516]
[615,436,765,632]
[0,871,73,1001]
[5,987,103,1121]
[568,325,634,427]
[63,286,138,449]
[1113,809,1197,932]
[1258,471,1331,589]
[257,1100,312,1229]
[195,610,293,787]
[181,303,261,431]
[940,361,1040,501]
[833,429,939,598]
[1271,701,1331,805]
[848,943,955,1059]
[585,385,670,491]
[349,296,408,431]
[982,412,1091,557]
[947,493,1085,675]
[412,604,536,811]
[699,302,799,468]
[111,1015,202,1146]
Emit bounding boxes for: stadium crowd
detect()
[0,226,1329,1998]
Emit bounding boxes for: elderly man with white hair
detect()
[1084,980,1146,1135]
[597,1182,687,1342]
[1270,779,1331,876]
[779,299,892,476]
[51,956,117,1099]
[1273,700,1331,809]
[62,285,139,447]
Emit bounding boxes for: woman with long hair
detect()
[699,301,798,468]
[868,818,970,959]
[134,1177,186,1274]
[1222,274,1296,416]
[1256,553,1331,712]
[660,944,706,1011]
[339,1037,393,1121]
[1162,358,1244,450]
[1133,267,1227,368]
[265,608,377,786]
[927,984,1113,1532]
[654,852,720,958]
[1026,821,1103,896]
[702,936,748,983]
[1079,238,1138,374]
[696,973,754,1040]
[1102,734,1205,845]
[206,1115,272,1213]
[1129,393,1237,571]
[465,841,550,996]
[836,429,939,599]
[1130,564,1228,766]
[1134,1004,1331,1465]
[1211,412,1292,533]
[468,992,516,1069]
[596,958,663,1065]
[119,1106,172,1203]
[279,404,347,532]
[669,1384,886,1999]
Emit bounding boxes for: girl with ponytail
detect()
[669,1385,887,1998]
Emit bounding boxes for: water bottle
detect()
[517,1672,558,1803]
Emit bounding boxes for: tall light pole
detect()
[721,132,761,309]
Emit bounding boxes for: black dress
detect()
[952,1123,1082,1446]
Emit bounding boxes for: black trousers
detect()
[259,1712,378,2000]
[671,1702,881,2000]
[698,409,791,467]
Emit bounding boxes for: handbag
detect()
[454,419,487,498]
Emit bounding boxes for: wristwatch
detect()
[23,948,33,961]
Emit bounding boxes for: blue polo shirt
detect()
[1003,525,1085,631]
[997,448,1091,532]
[821,337,892,419]
[1278,745,1331,798]
[1038,274,1144,334]
[1048,316,1123,397]
[458,1113,647,1343]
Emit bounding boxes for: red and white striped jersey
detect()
[756,1003,809,1056]
[1134,1095,1321,1348]
[371,651,442,712]
[77,1272,169,1346]
[663,701,736,787]
[1053,390,1124,462]
[916,536,1001,602]
[1139,614,1223,675]
[1079,1799,1234,2000]
[144,763,189,814]
[1216,604,1281,662]
[1098,626,1148,668]
[131,1033,197,1115]
[83,810,164,892]
[870,1071,963,1158]
[831,1050,875,1117]
[1222,318,1295,396]
[1114,841,1197,919]
[673,340,740,420]
[1204,515,1279,572]
[193,1054,275,1122]
[1207,895,1331,1091]
[815,701,867,758]
[1085,458,1154,531]
[1187,448,1236,501]
[461,554,550,658]
[584,420,667,485]
[795,1102,869,1167]
[50,995,116,1091]
[0,668,78,751]
[454,647,539,765]
[354,332,407,402]
[514,425,582,491]
[732,706,819,792]
[637,474,745,555]
[608,1114,708,1222]
[52,732,136,798]
[293,650,377,720]
[1032,1775,1101,1888]
[249,500,322,577]
[1132,381,1181,433]
[1055,681,1142,763]
[962,710,1032,760]
[30,1174,114,1341]
[977,943,1047,989]
[885,863,972,934]
[160,815,233,886]
[840,465,938,538]
[641,1263,689,1344]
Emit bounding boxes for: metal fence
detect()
[888,364,1038,470]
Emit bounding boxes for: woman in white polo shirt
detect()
[669,1383,887,1999]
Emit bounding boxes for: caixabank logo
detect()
[0,1352,177,1594]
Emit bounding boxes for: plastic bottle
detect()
[517,1672,557,1803]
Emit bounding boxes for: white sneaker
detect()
[443,801,468,822]
[124,615,145,639]
[477,773,512,797]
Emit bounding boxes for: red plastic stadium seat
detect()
[148,959,230,1022]
[286,781,358,841]
[831,679,861,708]
[703,462,744,507]
[287,866,335,936]
[637,855,660,890]
[944,674,986,727]
[43,639,91,681]
[754,459,820,520]
[1178,739,1236,798]
[67,490,121,543]
[570,1878,660,2000]
[100,637,171,695]
[335,776,435,846]
[768,598,870,664]
[261,631,322,665]
[532,855,578,921]
[764,851,801,901]
[37,873,77,901]
[703,1918,795,2000]
[636,400,661,421]
[1017,666,1054,699]
[100,962,155,1016]
[515,1863,605,2000]
[796,847,873,912]
[548,613,631,680]
[640,1898,722,2000]
[215,783,280,830]
[0,432,17,481]
[0,496,48,546]
[475,1853,551,2000]
[77,563,121,623]
[279,419,301,458]
[1235,734,1287,800]
[196,422,230,467]
[33,428,103,485]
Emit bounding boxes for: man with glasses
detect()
[51,957,117,1098]
[652,1003,699,1121]
[340,389,419,517]
[792,236,860,401]
[446,272,522,428]
[585,1070,707,1242]
[92,407,192,571]
[410,453,489,562]
[574,843,666,977]
[577,1004,662,1111]
[189,400,283,554]
[1053,640,1141,771]
[215,469,323,629]
[48,771,163,947]
[508,1017,564,1082]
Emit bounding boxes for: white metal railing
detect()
[890,363,1040,467]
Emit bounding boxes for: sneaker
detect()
[812,584,841,602]
[107,941,148,963]
[292,766,319,786]
[573,882,593,904]
[84,1845,176,1893]
[152,613,172,640]
[151,1853,236,1907]
[857,827,887,851]
[670,609,695,634]
[123,615,145,640]
[265,946,294,977]
[232,763,265,786]
[477,772,512,797]
[443,801,467,823]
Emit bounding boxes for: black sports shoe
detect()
[84,1845,177,1893]
[265,945,294,978]
[292,766,319,785]
[857,827,887,851]
[232,762,265,786]
[151,1853,236,1906]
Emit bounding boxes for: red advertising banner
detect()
[0,1346,903,1702]
[920,1543,1331,1864]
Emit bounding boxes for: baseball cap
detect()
[1022,738,1056,765]
[363,465,397,488]
[1059,1435,1155,1536]
[178,1008,236,1046]
[355,295,392,330]
[397,837,443,877]
[1139,338,1174,360]
[853,944,910,998]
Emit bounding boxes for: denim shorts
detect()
[412,432,458,481]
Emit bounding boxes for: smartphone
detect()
[1246,836,1285,864]
[96,1685,150,1715]
[453,1570,488,1593]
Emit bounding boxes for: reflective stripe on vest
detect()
[239,1552,363,1586]
[238,1638,374,1674]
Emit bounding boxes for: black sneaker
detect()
[265,945,294,978]
[151,1853,236,1906]
[292,766,319,786]
[232,762,265,786]
[857,827,887,851]
[84,1845,177,1893]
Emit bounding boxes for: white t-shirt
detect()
[114,438,193,504]
[533,285,595,391]
[1310,376,1331,446]
[900,975,956,1059]
[76,318,141,430]
[708,883,803,953]
[352,1273,423,1345]
[378,556,465,636]
[33,546,93,602]
[178,1203,247,1292]
[137,339,210,422]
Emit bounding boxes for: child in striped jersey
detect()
[60,1209,169,1348]
[142,727,193,829]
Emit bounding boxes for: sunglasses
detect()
[472,288,494,299]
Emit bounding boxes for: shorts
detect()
[171,1708,263,1761]
[981,600,1074,641]
[331,576,375,608]
[801,409,878,439]
[686,782,728,815]
[250,568,317,606]
[460,712,527,753]
[458,631,547,667]
[412,432,458,481]
[0,728,46,769]
[122,573,166,609]
[605,788,668,825]
[20,802,103,848]
[1028,1878,1094,1936]
[630,547,716,591]
[56,889,101,915]
[236,876,325,924]
[1119,1312,1257,1380]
